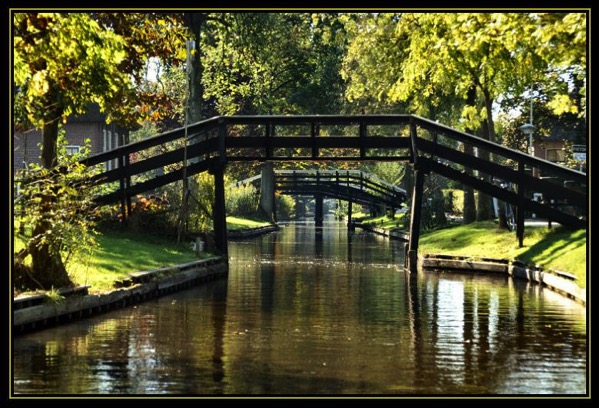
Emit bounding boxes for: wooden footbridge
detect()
[81,114,587,272]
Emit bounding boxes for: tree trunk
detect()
[462,86,477,224]
[476,120,495,221]
[483,88,508,229]
[29,117,74,289]
[183,12,208,123]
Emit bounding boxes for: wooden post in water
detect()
[347,198,354,232]
[212,119,228,256]
[406,117,423,273]
[315,194,324,227]
[516,161,526,247]
[211,162,228,257]
[407,166,425,273]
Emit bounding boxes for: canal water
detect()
[12,219,587,396]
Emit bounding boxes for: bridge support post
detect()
[260,162,276,223]
[407,167,425,273]
[210,163,228,257]
[315,194,324,227]
[516,161,525,247]
[294,196,303,219]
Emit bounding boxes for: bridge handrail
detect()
[411,115,586,182]
[81,116,221,167]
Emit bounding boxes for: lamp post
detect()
[519,123,536,156]
[519,89,536,156]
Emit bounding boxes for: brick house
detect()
[532,122,587,173]
[13,103,130,176]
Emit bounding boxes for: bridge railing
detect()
[411,116,586,228]
[222,115,413,161]
[274,170,406,207]
[82,117,223,205]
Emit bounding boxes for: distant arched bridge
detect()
[230,169,407,225]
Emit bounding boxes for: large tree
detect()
[13,12,189,288]
[341,12,587,224]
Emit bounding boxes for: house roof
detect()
[68,103,108,123]
[546,122,586,144]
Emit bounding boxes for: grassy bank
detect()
[13,215,272,295]
[226,216,272,230]
[355,212,408,230]
[419,221,587,288]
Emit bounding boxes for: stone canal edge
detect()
[354,222,586,306]
[419,254,586,306]
[13,256,228,335]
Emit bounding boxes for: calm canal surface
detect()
[12,220,587,396]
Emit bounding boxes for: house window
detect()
[103,129,113,170]
[546,148,565,162]
[65,145,81,156]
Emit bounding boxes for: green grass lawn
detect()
[67,230,209,293]
[419,221,587,288]
[13,216,272,295]
[226,216,272,230]
[354,215,586,289]
[355,213,407,229]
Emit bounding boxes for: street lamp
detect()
[519,89,536,156]
[519,123,536,155]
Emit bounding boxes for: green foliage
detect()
[189,172,215,232]
[201,12,347,115]
[14,13,128,128]
[342,12,587,134]
[275,193,296,220]
[443,189,463,218]
[226,182,259,216]
[45,287,65,304]
[13,12,190,131]
[364,161,406,185]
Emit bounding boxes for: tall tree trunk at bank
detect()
[29,96,74,289]
[463,86,477,224]
[476,119,495,221]
[178,13,209,243]
[483,90,508,229]
[184,12,208,123]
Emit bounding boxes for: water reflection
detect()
[13,220,586,395]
